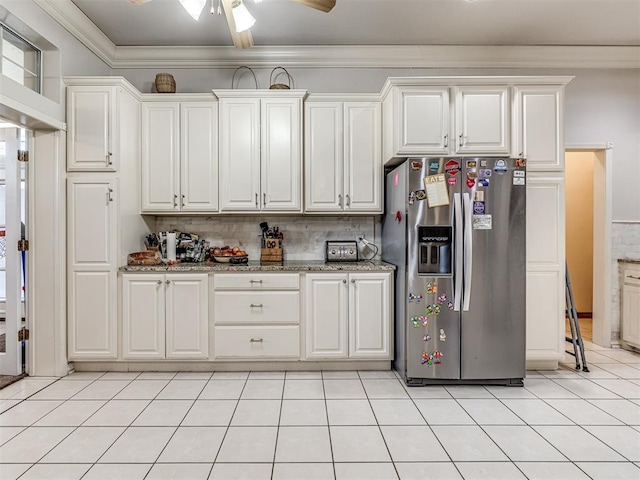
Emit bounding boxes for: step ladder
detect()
[565,263,589,372]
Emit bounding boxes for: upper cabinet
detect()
[141,99,219,213]
[66,79,140,172]
[215,90,306,213]
[304,98,382,213]
[513,86,564,172]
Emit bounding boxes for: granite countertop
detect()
[120,260,397,273]
[618,258,640,264]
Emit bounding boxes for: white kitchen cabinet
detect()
[67,177,117,359]
[141,100,218,213]
[454,86,510,154]
[514,86,564,171]
[216,90,305,212]
[621,263,640,349]
[305,272,392,360]
[122,273,209,360]
[305,100,382,213]
[525,173,566,366]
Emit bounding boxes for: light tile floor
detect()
[0,342,639,479]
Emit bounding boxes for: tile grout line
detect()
[320,370,338,480]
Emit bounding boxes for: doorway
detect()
[0,122,29,376]
[565,147,613,347]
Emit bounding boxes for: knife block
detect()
[261,238,283,263]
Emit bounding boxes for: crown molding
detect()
[34,0,640,69]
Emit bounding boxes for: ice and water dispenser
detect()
[417,226,452,275]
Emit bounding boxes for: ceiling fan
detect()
[129,0,337,49]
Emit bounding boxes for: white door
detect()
[305,274,348,359]
[67,86,117,172]
[67,177,117,359]
[122,274,165,359]
[344,102,382,213]
[455,86,510,154]
[304,102,343,212]
[181,102,219,212]
[348,273,391,358]
[166,274,209,359]
[141,103,180,212]
[399,87,450,155]
[0,127,26,375]
[219,98,261,211]
[261,98,302,212]
[514,86,564,171]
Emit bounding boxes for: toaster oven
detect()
[325,240,359,262]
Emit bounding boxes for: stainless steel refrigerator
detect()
[382,157,526,386]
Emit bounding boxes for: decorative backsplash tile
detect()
[154,215,382,261]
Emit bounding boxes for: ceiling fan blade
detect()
[291,0,336,13]
[129,0,152,4]
[221,0,254,49]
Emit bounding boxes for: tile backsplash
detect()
[153,215,382,261]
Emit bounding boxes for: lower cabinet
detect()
[305,272,392,359]
[621,263,640,349]
[122,273,209,359]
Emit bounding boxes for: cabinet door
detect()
[122,274,165,359]
[514,86,564,171]
[67,178,117,359]
[181,103,219,212]
[261,98,302,212]
[348,273,391,359]
[305,274,348,359]
[455,86,510,154]
[526,174,565,365]
[622,271,640,348]
[67,86,117,172]
[141,103,180,212]
[399,87,450,155]
[219,98,261,211]
[344,102,382,212]
[304,102,343,212]
[166,274,209,359]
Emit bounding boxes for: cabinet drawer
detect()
[214,325,300,359]
[624,268,640,287]
[213,273,299,290]
[214,291,300,324]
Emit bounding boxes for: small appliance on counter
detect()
[325,240,359,262]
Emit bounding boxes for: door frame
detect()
[565,144,613,348]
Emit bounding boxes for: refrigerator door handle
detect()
[453,193,463,311]
[463,192,473,311]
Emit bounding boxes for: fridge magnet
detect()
[480,160,488,167]
[440,329,447,341]
[423,334,431,342]
[447,177,457,186]
[425,304,441,316]
[408,192,416,205]
[474,191,484,201]
[408,293,423,303]
[466,179,475,188]
[515,158,527,167]
[429,160,440,172]
[433,350,444,364]
[445,159,461,176]
[494,159,508,173]
[447,301,454,310]
[513,170,525,177]
[421,352,433,366]
[513,177,526,186]
[473,201,485,215]
[466,160,477,168]
[395,211,403,222]
[411,316,428,327]
[479,169,492,177]
[411,161,423,170]
[415,190,426,201]
[478,179,490,187]
[425,282,438,294]
[467,170,478,179]
[424,174,450,208]
[438,293,447,304]
[473,214,493,230]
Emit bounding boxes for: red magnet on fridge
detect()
[447,177,457,186]
[395,211,402,222]
[466,179,475,188]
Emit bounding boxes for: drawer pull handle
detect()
[250,303,263,308]
[250,338,263,343]
[628,275,640,280]
[250,280,263,285]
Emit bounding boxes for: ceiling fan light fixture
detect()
[231,0,256,33]
[179,0,207,20]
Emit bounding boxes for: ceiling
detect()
[71,0,640,48]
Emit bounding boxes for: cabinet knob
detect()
[157,280,162,285]
[165,280,170,285]
[343,279,346,284]
[250,338,264,343]
[351,279,355,283]
[519,152,524,157]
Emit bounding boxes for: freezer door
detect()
[460,158,526,380]
[406,275,460,380]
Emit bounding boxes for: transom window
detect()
[1,24,41,94]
